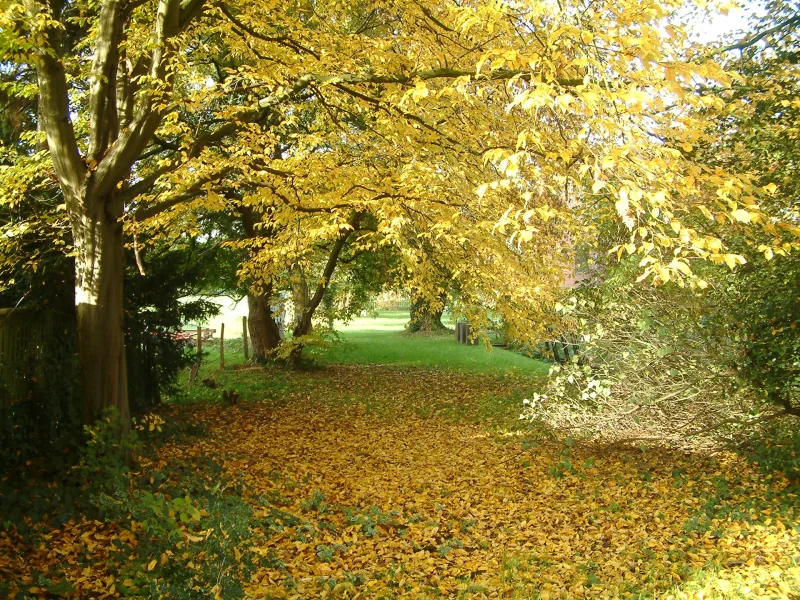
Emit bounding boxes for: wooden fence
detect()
[0,308,52,408]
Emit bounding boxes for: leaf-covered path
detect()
[159,366,799,599]
[3,365,799,598]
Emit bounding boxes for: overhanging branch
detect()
[715,14,800,54]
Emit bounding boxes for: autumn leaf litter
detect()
[4,365,800,598]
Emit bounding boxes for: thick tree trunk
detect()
[408,294,447,333]
[73,199,130,430]
[240,206,283,362]
[247,291,282,362]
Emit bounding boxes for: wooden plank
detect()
[0,307,31,317]
[0,309,48,407]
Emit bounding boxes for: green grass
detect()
[168,310,549,406]
[310,331,547,376]
[166,336,300,405]
[313,311,549,377]
[333,309,411,331]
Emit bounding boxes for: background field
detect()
[189,308,548,379]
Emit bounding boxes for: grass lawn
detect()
[311,310,549,378]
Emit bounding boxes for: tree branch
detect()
[87,0,123,161]
[92,0,206,199]
[412,0,455,33]
[302,212,364,323]
[134,165,234,220]
[715,14,800,54]
[26,0,86,206]
[218,3,321,59]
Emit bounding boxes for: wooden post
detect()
[242,316,249,360]
[189,324,202,388]
[219,323,225,369]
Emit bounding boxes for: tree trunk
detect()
[408,294,447,333]
[247,291,282,362]
[240,206,283,363]
[285,213,361,369]
[291,268,310,331]
[73,198,130,430]
[285,301,315,369]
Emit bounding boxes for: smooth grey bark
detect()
[247,291,283,362]
[290,267,310,331]
[74,200,129,426]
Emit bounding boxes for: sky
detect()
[686,1,757,44]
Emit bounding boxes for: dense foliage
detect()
[5,0,799,426]
[522,1,800,446]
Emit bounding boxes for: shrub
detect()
[523,257,799,450]
[77,412,264,598]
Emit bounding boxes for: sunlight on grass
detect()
[310,331,548,376]
[315,311,549,377]
[333,309,411,331]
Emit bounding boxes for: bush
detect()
[76,412,263,598]
[0,411,264,599]
[523,257,799,450]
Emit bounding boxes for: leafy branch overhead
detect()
[2,0,799,427]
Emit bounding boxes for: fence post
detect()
[219,323,225,369]
[242,316,249,360]
[196,325,202,356]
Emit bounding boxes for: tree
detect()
[407,293,448,334]
[523,3,800,446]
[705,1,800,415]
[6,0,791,430]
[5,0,208,427]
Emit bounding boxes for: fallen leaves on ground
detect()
[3,365,800,598]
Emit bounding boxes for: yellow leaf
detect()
[671,259,692,276]
[615,189,629,219]
[554,94,573,111]
[722,253,746,270]
[147,559,157,571]
[730,209,752,223]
